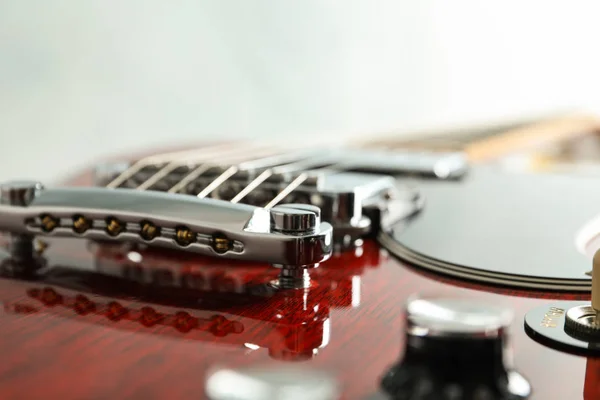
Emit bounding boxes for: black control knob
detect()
[381,297,531,400]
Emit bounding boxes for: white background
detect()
[1,1,600,183]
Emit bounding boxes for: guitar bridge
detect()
[0,181,333,269]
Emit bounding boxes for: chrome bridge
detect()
[0,145,464,288]
[0,180,334,289]
[0,182,332,265]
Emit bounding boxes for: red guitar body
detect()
[0,140,598,400]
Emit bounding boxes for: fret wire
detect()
[134,144,249,191]
[264,173,308,209]
[106,136,340,190]
[170,147,278,194]
[105,144,233,189]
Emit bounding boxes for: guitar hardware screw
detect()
[269,204,320,234]
[105,217,124,236]
[40,214,59,232]
[277,267,312,289]
[175,226,195,246]
[212,234,231,254]
[72,214,92,234]
[140,221,160,240]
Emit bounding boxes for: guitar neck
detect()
[357,113,600,164]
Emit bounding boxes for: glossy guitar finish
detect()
[0,222,594,399]
[3,120,600,399]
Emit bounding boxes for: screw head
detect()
[175,226,195,246]
[0,181,44,206]
[72,215,92,234]
[212,234,231,254]
[270,204,321,234]
[40,214,59,232]
[140,221,160,240]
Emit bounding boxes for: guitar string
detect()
[200,144,361,207]
[191,140,338,202]
[263,173,308,209]
[229,169,272,203]
[257,138,406,208]
[133,144,275,191]
[195,150,318,200]
[253,132,483,208]
[229,153,335,204]
[104,129,427,191]
[106,134,402,208]
[175,147,280,195]
[196,166,242,199]
[259,154,362,209]
[134,143,239,190]
[105,143,236,189]
[166,149,270,194]
[107,145,278,205]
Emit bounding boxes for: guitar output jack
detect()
[524,301,600,356]
[525,250,600,355]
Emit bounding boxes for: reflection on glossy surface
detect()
[205,365,340,400]
[0,234,593,399]
[584,358,600,400]
[0,238,382,363]
[8,287,244,335]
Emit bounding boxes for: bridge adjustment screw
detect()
[269,203,320,234]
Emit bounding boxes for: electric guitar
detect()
[1,114,600,399]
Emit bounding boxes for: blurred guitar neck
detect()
[363,113,600,167]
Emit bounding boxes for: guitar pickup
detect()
[0,181,333,266]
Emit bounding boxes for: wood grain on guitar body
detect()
[1,114,600,399]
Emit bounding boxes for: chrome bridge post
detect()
[274,267,314,290]
[0,181,43,261]
[0,181,47,275]
[269,204,323,289]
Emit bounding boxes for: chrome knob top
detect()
[269,204,320,234]
[381,295,530,399]
[0,181,44,206]
[406,296,514,338]
[205,365,339,400]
